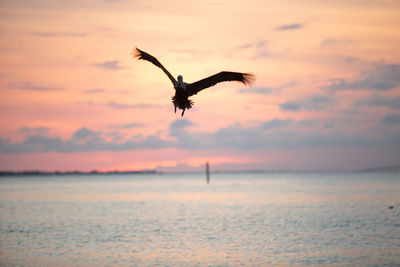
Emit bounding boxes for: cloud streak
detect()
[109,123,146,129]
[32,32,86,38]
[239,81,296,95]
[280,94,336,111]
[0,127,169,153]
[82,88,106,94]
[2,118,399,154]
[78,101,162,109]
[235,39,284,59]
[320,38,354,48]
[323,63,400,91]
[381,114,400,125]
[275,23,303,31]
[169,118,398,150]
[8,82,64,91]
[354,94,400,109]
[18,127,51,136]
[93,60,124,70]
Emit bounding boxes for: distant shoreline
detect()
[0,170,158,176]
[0,165,399,176]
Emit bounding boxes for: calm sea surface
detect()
[0,172,399,266]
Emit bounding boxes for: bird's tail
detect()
[171,96,194,110]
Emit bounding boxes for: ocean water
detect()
[0,172,399,266]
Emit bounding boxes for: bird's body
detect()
[133,47,254,116]
[172,75,192,115]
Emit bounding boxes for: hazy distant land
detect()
[0,170,157,176]
[0,165,398,176]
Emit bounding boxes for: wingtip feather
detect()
[132,47,142,60]
[243,73,256,86]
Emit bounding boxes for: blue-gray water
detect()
[0,172,399,266]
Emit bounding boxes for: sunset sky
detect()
[1,0,399,172]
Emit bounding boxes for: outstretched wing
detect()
[133,47,177,86]
[186,71,255,96]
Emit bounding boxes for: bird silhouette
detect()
[133,47,255,116]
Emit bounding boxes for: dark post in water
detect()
[206,161,210,184]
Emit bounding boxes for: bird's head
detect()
[177,75,186,90]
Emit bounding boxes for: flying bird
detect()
[133,47,255,116]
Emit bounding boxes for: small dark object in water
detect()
[206,161,210,184]
[388,206,394,209]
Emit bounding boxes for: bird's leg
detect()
[174,105,176,113]
[181,109,185,116]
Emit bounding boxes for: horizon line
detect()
[0,165,399,176]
